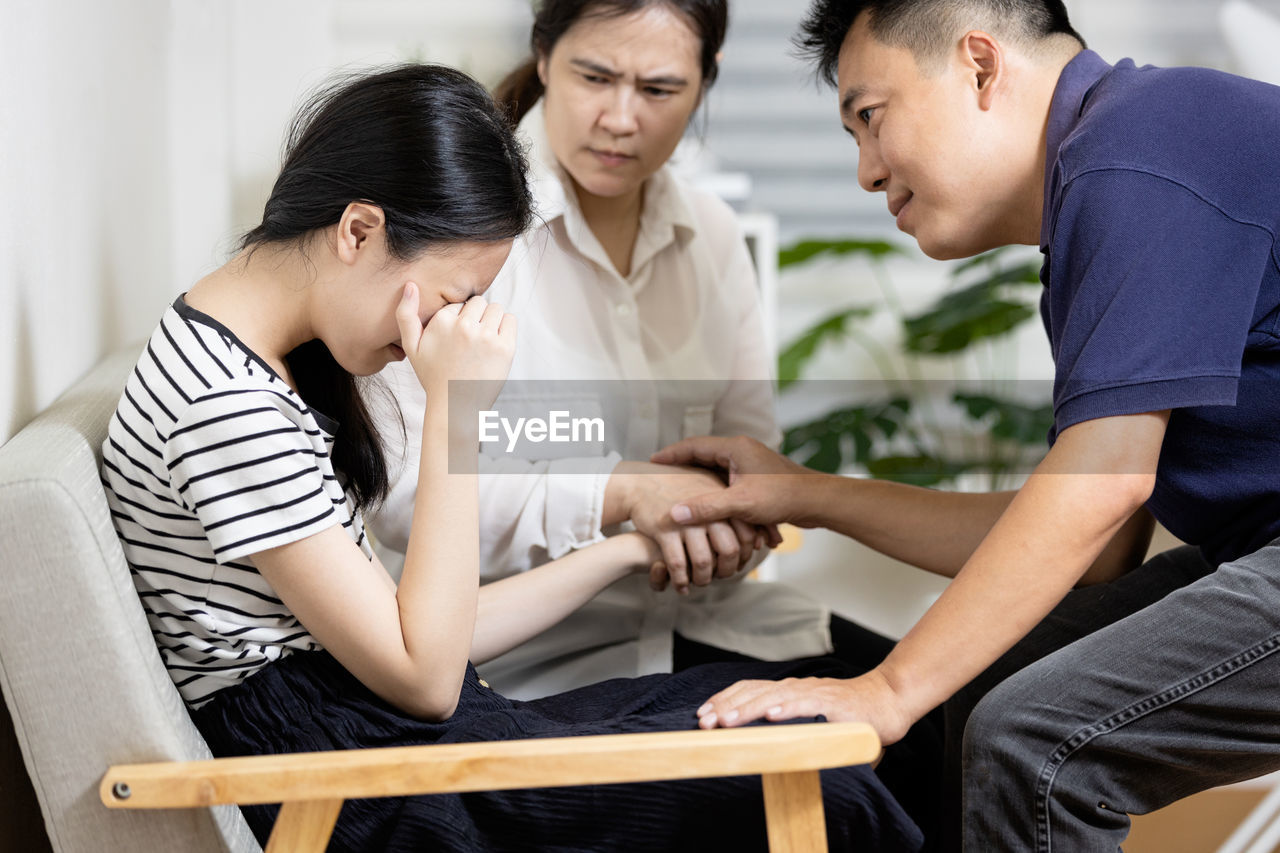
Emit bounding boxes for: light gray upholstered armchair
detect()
[0,348,259,853]
[0,347,878,853]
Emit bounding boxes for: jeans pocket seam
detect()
[1032,632,1280,852]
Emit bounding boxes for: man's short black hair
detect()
[796,0,1086,86]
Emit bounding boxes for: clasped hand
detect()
[650,435,818,529]
[628,435,827,593]
[613,461,779,595]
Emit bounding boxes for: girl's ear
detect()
[536,52,549,88]
[335,202,386,265]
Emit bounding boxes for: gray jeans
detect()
[942,540,1280,852]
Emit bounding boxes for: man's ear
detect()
[960,30,1003,110]
[536,53,549,88]
[334,202,385,266]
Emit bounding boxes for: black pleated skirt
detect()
[191,651,923,852]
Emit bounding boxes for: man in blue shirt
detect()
[653,1,1280,850]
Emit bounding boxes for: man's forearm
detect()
[801,471,1153,583]
[873,412,1167,720]
[877,467,1151,721]
[800,475,1017,578]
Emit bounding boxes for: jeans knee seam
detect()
[1031,632,1280,852]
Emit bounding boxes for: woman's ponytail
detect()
[494,58,544,125]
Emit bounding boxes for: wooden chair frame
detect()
[102,721,880,852]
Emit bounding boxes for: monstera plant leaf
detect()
[777,306,876,389]
[902,260,1043,355]
[775,245,1049,484]
[781,398,915,474]
[863,454,972,487]
[778,238,909,269]
[953,393,1054,446]
[902,294,1035,354]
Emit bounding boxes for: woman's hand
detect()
[396,283,516,414]
[610,462,775,594]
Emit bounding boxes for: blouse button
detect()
[616,303,632,318]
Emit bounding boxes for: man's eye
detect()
[858,107,874,125]
[644,86,676,97]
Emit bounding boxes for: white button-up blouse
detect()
[370,101,831,699]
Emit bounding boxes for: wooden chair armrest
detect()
[102,722,880,852]
[101,721,879,809]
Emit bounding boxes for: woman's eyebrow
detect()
[570,58,619,78]
[569,57,688,88]
[639,73,689,88]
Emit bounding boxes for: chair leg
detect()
[762,770,828,852]
[265,798,344,853]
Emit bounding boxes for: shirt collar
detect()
[1041,49,1113,249]
[516,100,698,274]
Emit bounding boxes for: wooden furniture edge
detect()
[101,721,880,809]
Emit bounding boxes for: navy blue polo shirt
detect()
[1040,50,1280,566]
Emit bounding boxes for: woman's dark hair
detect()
[241,64,533,513]
[494,0,728,125]
[796,0,1084,86]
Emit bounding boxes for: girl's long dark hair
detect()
[494,0,728,125]
[241,64,533,513]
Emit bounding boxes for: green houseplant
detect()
[777,241,1054,489]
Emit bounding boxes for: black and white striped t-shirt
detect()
[101,296,372,707]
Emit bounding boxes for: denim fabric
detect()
[942,541,1280,852]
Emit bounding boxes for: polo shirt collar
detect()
[1041,49,1113,249]
[516,100,698,277]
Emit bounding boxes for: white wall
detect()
[1,0,173,442]
[166,0,530,295]
[0,0,529,445]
